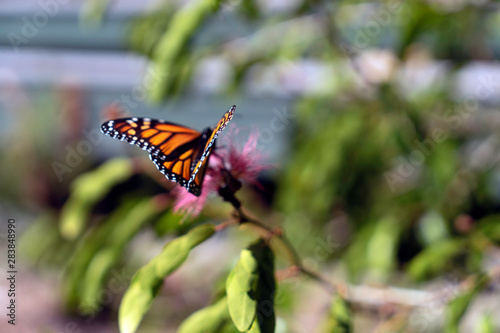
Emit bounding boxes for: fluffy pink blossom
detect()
[172,127,269,217]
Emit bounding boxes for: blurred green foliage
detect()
[64,196,162,313]
[178,296,239,333]
[226,239,276,333]
[6,0,500,332]
[445,274,490,333]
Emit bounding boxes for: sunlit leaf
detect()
[476,215,500,242]
[322,295,352,333]
[79,198,161,312]
[445,274,489,333]
[80,0,111,26]
[226,239,276,333]
[407,238,466,281]
[226,249,259,331]
[251,240,276,333]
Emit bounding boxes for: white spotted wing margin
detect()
[100,117,199,155]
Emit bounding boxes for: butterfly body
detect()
[101,106,235,196]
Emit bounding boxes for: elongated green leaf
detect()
[119,224,215,333]
[226,239,276,333]
[19,213,64,264]
[417,210,449,246]
[343,222,376,279]
[130,9,174,58]
[408,238,466,281]
[445,274,489,333]
[80,198,161,312]
[226,249,259,331]
[476,314,495,333]
[80,0,111,26]
[149,0,220,100]
[60,158,133,239]
[63,199,139,310]
[252,241,276,333]
[476,215,500,242]
[154,209,206,236]
[178,296,238,333]
[322,295,352,333]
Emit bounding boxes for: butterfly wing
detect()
[101,117,202,189]
[187,105,236,192]
[100,105,236,196]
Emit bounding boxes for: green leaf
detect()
[19,213,65,264]
[417,210,449,246]
[79,198,161,312]
[60,158,133,239]
[226,249,259,331]
[80,0,111,26]
[149,0,221,101]
[119,224,215,333]
[445,274,489,333]
[153,210,185,236]
[476,215,500,242]
[476,313,495,333]
[226,239,276,333]
[407,238,466,281]
[251,241,276,333]
[178,296,238,333]
[247,319,261,333]
[366,215,400,280]
[322,295,352,333]
[63,199,139,310]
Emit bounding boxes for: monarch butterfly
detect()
[100,105,235,196]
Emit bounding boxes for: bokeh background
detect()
[1,0,500,332]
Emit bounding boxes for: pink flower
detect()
[172,169,222,217]
[172,127,270,217]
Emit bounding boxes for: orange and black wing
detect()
[187,105,236,191]
[100,117,203,191]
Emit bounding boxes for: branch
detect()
[215,180,500,312]
[218,182,338,293]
